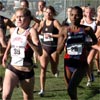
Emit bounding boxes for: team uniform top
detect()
[42,19,58,47]
[10,27,33,66]
[83,20,97,32]
[64,28,88,61]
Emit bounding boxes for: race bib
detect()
[67,44,83,55]
[11,46,25,58]
[43,33,53,42]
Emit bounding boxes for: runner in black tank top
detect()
[37,6,61,96]
[42,19,58,54]
[57,6,99,100]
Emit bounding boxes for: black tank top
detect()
[65,28,87,60]
[42,19,58,46]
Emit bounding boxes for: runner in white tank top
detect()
[10,27,30,66]
[83,20,97,32]
[2,8,42,100]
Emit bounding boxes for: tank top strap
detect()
[23,27,31,36]
[13,27,19,35]
[45,19,54,27]
[52,19,56,26]
[44,20,46,26]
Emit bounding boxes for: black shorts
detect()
[42,45,57,55]
[64,58,88,70]
[7,65,34,81]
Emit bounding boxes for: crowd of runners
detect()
[0,0,100,100]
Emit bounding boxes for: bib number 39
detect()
[14,48,20,55]
[11,47,25,58]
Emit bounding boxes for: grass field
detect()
[0,53,100,100]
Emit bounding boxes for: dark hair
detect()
[20,0,29,8]
[72,6,83,19]
[46,6,57,16]
[39,0,46,6]
[0,1,2,5]
[0,1,3,9]
[62,18,69,26]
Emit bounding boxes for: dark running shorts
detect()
[42,45,57,55]
[7,64,34,80]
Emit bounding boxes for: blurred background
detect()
[0,0,100,23]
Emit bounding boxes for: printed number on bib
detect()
[67,44,83,55]
[44,33,53,42]
[11,47,25,58]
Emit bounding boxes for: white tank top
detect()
[83,20,97,32]
[10,27,30,66]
